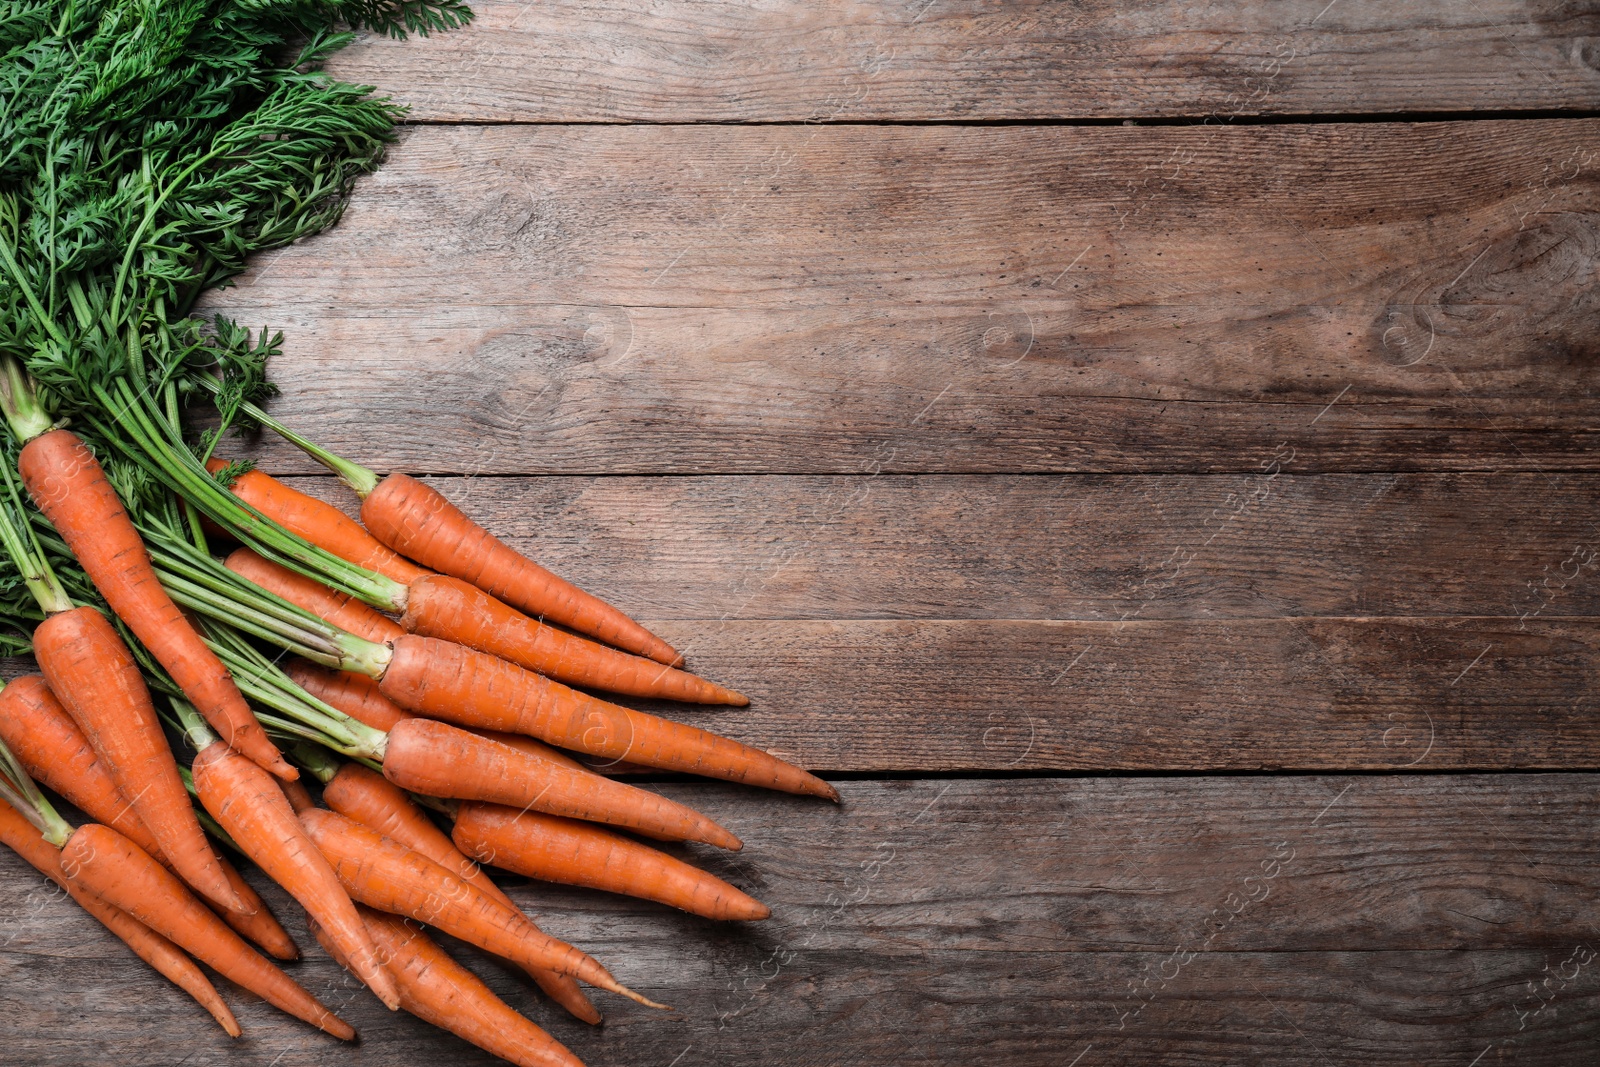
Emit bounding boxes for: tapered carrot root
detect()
[57,823,356,1040]
[207,459,429,584]
[22,430,292,780]
[33,607,247,914]
[405,574,746,704]
[454,802,770,921]
[192,742,402,1011]
[287,660,413,732]
[0,676,298,959]
[229,544,740,705]
[383,718,742,850]
[322,763,601,1025]
[361,472,681,665]
[380,635,837,801]
[0,800,241,1037]
[299,808,665,1008]
[313,908,587,1067]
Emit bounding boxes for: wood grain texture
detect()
[5,778,1597,1065]
[322,0,1600,123]
[206,120,1600,474]
[633,617,1600,772]
[277,473,1600,621]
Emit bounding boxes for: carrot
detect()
[454,802,770,922]
[191,740,402,1011]
[321,762,601,1025]
[298,807,665,1008]
[383,718,742,850]
[57,822,356,1040]
[286,659,412,732]
[360,472,682,665]
[32,606,248,914]
[0,798,241,1037]
[0,676,299,960]
[404,574,745,704]
[227,544,743,705]
[313,907,586,1067]
[225,545,403,644]
[20,429,293,780]
[379,635,836,801]
[206,458,429,584]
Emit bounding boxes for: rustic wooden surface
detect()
[214,119,1600,474]
[6,779,1600,1065]
[325,0,1600,122]
[9,2,1600,1065]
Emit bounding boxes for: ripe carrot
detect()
[0,676,299,960]
[360,472,681,665]
[298,808,665,1008]
[21,429,292,780]
[404,574,745,704]
[454,802,770,922]
[383,718,742,850]
[191,741,402,1011]
[32,606,248,914]
[0,798,241,1037]
[313,907,586,1067]
[321,762,601,1025]
[228,544,743,705]
[379,635,837,801]
[206,458,429,584]
[57,823,356,1040]
[225,546,402,643]
[286,659,413,731]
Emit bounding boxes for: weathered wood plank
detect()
[5,777,1597,1064]
[208,120,1600,474]
[624,617,1600,771]
[323,0,1600,123]
[274,473,1600,621]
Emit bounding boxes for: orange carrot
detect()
[21,430,292,779]
[321,763,601,1025]
[225,546,403,643]
[454,802,770,921]
[0,799,241,1037]
[404,574,744,704]
[57,823,356,1040]
[206,459,429,584]
[298,808,664,1008]
[286,660,412,732]
[360,472,681,665]
[383,718,742,850]
[32,606,248,913]
[0,676,298,960]
[313,907,586,1067]
[227,544,742,705]
[379,635,836,801]
[191,742,402,1011]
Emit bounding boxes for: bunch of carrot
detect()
[0,1,834,1064]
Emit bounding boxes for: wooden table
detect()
[6,3,1600,1064]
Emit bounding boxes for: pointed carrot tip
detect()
[270,760,301,781]
[723,690,751,707]
[709,831,744,851]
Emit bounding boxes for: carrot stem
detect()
[90,378,405,611]
[0,730,72,847]
[212,386,379,498]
